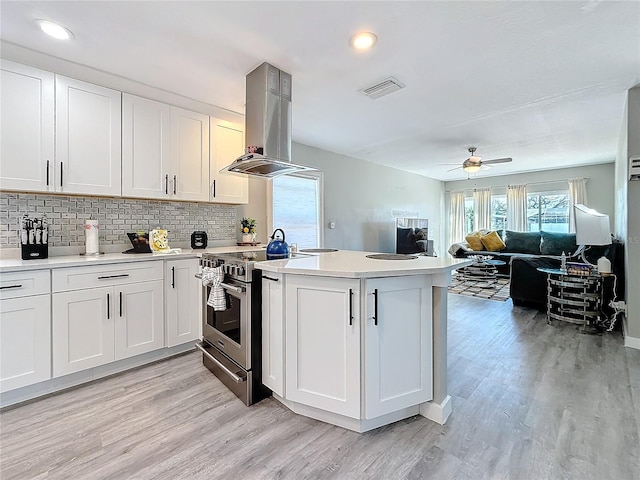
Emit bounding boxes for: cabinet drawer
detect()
[53,261,163,292]
[0,270,50,300]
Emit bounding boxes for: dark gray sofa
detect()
[451,230,577,276]
[451,231,625,310]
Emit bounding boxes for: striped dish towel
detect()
[201,266,227,311]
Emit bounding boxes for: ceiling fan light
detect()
[463,164,481,173]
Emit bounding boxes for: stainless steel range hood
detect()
[222,62,315,178]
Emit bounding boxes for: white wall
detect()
[240,142,445,255]
[617,87,640,343]
[444,163,615,243]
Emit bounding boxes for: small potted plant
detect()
[240,217,257,243]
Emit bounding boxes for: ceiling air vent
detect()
[360,76,406,99]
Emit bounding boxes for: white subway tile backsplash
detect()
[0,193,237,248]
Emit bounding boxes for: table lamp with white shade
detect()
[573,204,612,271]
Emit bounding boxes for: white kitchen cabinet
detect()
[0,61,55,192]
[52,261,164,376]
[165,258,200,347]
[115,280,164,360]
[0,270,51,393]
[363,276,433,419]
[261,272,284,396]
[209,118,248,204]
[55,75,122,196]
[285,275,360,418]
[52,286,114,376]
[122,94,172,199]
[170,107,209,201]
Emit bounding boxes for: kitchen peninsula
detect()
[256,250,470,432]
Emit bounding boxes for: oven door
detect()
[202,278,251,370]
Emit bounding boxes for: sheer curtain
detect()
[473,188,491,231]
[449,191,466,243]
[507,184,528,231]
[568,177,588,233]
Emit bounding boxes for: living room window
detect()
[491,195,507,231]
[527,192,570,232]
[464,197,474,234]
[271,172,324,248]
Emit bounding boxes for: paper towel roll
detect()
[85,219,100,254]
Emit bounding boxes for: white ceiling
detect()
[1,1,639,181]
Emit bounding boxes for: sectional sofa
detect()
[449,230,624,309]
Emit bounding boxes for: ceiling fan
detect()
[441,147,512,174]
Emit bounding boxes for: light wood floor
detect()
[1,295,639,480]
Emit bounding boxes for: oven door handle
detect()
[194,274,244,293]
[195,342,246,384]
[221,282,244,293]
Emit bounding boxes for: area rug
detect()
[448,273,511,302]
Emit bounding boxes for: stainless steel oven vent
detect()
[360,76,406,99]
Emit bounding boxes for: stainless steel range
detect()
[195,250,271,405]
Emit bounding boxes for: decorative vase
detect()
[242,233,253,243]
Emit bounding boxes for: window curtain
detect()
[449,191,466,243]
[473,188,491,231]
[568,177,588,233]
[507,184,528,231]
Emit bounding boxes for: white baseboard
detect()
[420,395,452,425]
[624,335,640,350]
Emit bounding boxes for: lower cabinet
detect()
[285,275,361,418]
[363,276,433,419]
[52,286,114,376]
[276,273,433,423]
[52,262,165,377]
[165,258,200,347]
[0,294,51,392]
[261,273,284,396]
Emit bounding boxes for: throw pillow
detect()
[465,233,484,251]
[504,230,542,254]
[481,230,506,252]
[540,231,577,256]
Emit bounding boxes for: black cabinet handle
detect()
[349,288,354,326]
[46,160,50,186]
[119,291,123,317]
[165,174,169,195]
[98,274,129,280]
[373,288,378,326]
[262,275,279,282]
[0,284,23,290]
[171,266,175,288]
[60,162,63,187]
[173,175,177,195]
[213,179,216,198]
[107,293,110,319]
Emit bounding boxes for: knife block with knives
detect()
[21,214,49,260]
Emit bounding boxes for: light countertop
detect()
[256,250,471,278]
[0,245,265,273]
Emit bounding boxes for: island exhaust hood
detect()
[221,62,315,178]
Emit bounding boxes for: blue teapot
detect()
[266,228,290,260]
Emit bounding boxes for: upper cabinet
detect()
[0,61,55,192]
[122,94,172,199]
[210,118,248,204]
[1,61,247,204]
[55,76,122,196]
[170,107,210,202]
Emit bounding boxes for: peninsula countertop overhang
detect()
[256,250,472,278]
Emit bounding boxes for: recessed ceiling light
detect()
[35,19,74,40]
[350,32,377,50]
